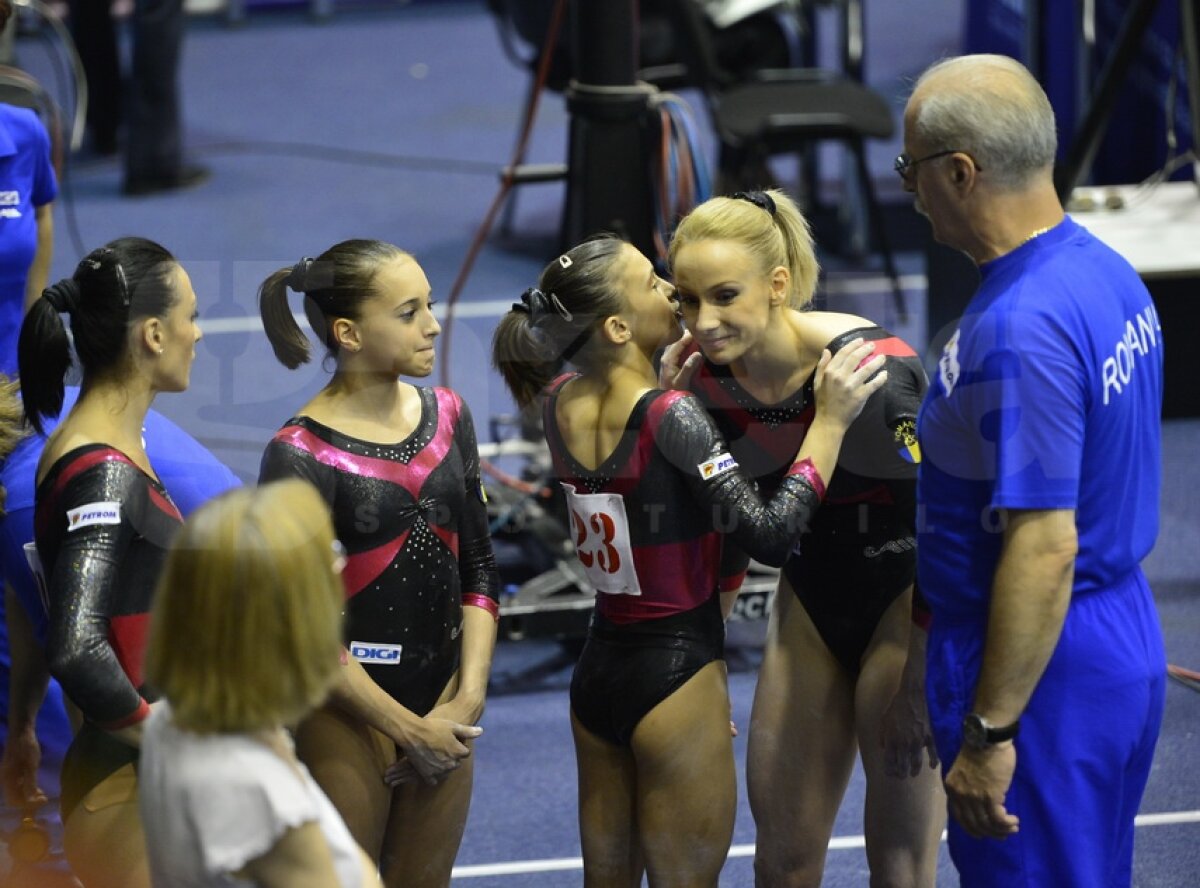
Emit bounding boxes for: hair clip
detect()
[516,287,575,327]
[113,262,130,307]
[732,191,777,216]
[558,254,573,269]
[548,293,573,322]
[78,248,130,307]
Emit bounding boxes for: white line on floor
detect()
[449,809,1200,879]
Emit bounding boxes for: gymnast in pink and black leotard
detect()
[260,386,497,716]
[256,239,498,888]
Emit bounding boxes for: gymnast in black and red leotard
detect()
[492,234,885,887]
[18,237,202,888]
[36,446,181,794]
[666,190,945,887]
[257,239,498,888]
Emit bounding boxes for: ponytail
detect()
[670,189,820,310]
[19,237,179,435]
[259,268,312,369]
[18,291,73,436]
[492,236,627,408]
[766,189,819,309]
[258,241,410,371]
[492,309,566,408]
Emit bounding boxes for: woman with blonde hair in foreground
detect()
[138,479,383,888]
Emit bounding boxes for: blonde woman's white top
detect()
[139,703,364,888]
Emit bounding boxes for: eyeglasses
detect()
[894,150,980,181]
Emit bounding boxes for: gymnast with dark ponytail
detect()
[18,237,201,888]
[257,239,498,888]
[492,234,886,887]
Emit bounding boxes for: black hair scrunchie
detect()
[513,287,574,327]
[732,190,777,216]
[512,286,548,322]
[286,257,315,293]
[42,278,82,314]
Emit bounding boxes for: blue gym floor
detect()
[7,2,1199,885]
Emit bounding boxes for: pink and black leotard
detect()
[259,387,499,716]
[34,445,183,820]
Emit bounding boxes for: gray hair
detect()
[912,54,1057,191]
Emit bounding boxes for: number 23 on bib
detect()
[561,483,642,596]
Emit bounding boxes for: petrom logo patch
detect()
[698,452,737,479]
[67,502,121,531]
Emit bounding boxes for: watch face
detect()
[962,714,988,749]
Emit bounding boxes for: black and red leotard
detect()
[689,325,928,673]
[259,387,499,716]
[543,374,824,744]
[543,374,826,623]
[34,444,183,818]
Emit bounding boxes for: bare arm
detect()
[719,586,740,621]
[23,203,53,312]
[976,509,1077,724]
[1,583,49,807]
[234,821,383,888]
[429,606,496,728]
[878,598,938,778]
[945,508,1077,838]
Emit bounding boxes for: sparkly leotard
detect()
[544,374,824,744]
[259,387,498,716]
[34,444,183,818]
[543,375,824,624]
[690,326,928,673]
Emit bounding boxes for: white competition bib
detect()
[561,483,642,596]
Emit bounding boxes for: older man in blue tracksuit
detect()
[901,55,1166,887]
